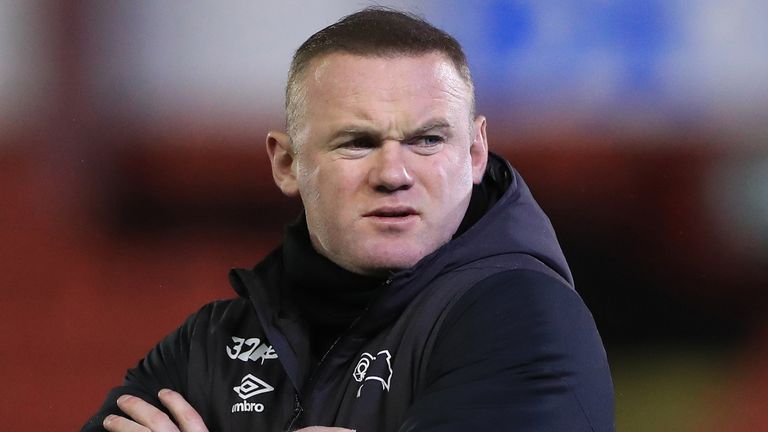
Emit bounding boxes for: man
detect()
[84,8,614,432]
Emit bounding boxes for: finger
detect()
[116,394,178,432]
[103,414,150,432]
[157,389,208,432]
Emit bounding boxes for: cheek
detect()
[296,157,319,200]
[427,154,474,200]
[299,161,359,217]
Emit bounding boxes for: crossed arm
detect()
[103,390,352,432]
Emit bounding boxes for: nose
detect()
[369,141,414,192]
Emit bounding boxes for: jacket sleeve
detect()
[399,269,615,432]
[80,303,213,432]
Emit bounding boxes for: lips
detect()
[363,206,419,218]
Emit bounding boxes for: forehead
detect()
[301,52,471,129]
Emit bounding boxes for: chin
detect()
[354,245,432,274]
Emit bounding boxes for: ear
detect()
[470,116,489,184]
[266,131,299,197]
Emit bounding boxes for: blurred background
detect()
[1,1,766,430]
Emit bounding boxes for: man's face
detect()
[269,52,487,276]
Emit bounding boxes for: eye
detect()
[343,137,376,149]
[409,135,444,154]
[421,135,444,146]
[335,136,377,158]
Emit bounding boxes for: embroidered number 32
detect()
[227,336,278,364]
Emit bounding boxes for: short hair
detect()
[285,7,475,140]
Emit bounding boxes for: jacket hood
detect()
[389,152,572,285]
[445,152,572,285]
[348,152,574,336]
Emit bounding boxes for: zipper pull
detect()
[284,393,303,432]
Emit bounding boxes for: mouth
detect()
[363,206,419,219]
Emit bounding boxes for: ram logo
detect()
[352,350,393,398]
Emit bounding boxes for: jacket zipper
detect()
[284,277,393,430]
[284,393,303,431]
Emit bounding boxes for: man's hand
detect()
[103,389,208,432]
[101,390,354,432]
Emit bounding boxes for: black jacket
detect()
[82,154,615,431]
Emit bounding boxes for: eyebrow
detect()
[328,125,379,142]
[410,120,452,137]
[328,118,453,142]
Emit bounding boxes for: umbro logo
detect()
[233,374,274,400]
